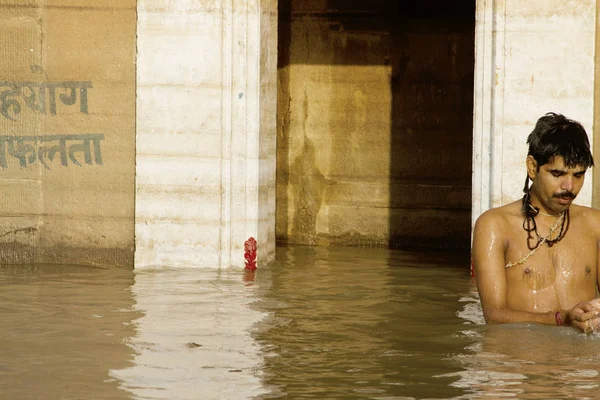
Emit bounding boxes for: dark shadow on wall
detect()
[277,1,292,244]
[276,0,475,249]
[385,1,475,248]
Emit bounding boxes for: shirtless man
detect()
[472,112,600,333]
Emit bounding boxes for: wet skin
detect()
[472,156,600,333]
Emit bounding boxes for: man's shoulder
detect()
[568,204,600,244]
[571,203,600,224]
[476,200,521,222]
[474,200,521,232]
[472,202,519,251]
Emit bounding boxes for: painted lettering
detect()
[0,134,104,169]
[0,81,92,120]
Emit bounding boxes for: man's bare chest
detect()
[504,227,596,289]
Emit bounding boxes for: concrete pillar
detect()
[135,0,277,268]
[472,0,596,226]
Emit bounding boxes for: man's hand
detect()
[567,300,600,333]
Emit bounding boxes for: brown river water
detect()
[1,245,599,399]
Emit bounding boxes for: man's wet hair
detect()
[527,112,594,169]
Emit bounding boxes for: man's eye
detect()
[551,172,562,177]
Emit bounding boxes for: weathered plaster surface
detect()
[0,2,136,267]
[473,0,596,226]
[277,1,475,248]
[135,0,277,268]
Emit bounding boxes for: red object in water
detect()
[243,269,256,284]
[244,237,257,271]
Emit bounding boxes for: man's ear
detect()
[526,156,538,180]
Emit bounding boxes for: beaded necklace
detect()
[523,202,569,250]
[504,191,570,269]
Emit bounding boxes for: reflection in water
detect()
[0,264,138,400]
[111,268,271,400]
[2,246,599,399]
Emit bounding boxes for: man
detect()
[472,112,600,333]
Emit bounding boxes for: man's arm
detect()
[473,210,560,325]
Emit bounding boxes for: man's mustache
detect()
[554,191,575,199]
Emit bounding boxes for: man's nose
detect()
[562,176,574,191]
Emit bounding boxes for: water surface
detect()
[1,246,599,399]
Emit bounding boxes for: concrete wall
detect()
[473,0,597,221]
[277,0,475,248]
[0,1,136,267]
[2,0,597,267]
[0,0,279,270]
[135,0,278,268]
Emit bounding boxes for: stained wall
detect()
[4,0,594,268]
[277,0,475,248]
[0,0,279,270]
[0,1,136,267]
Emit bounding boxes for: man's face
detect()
[527,155,587,214]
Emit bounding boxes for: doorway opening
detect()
[276,0,475,250]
